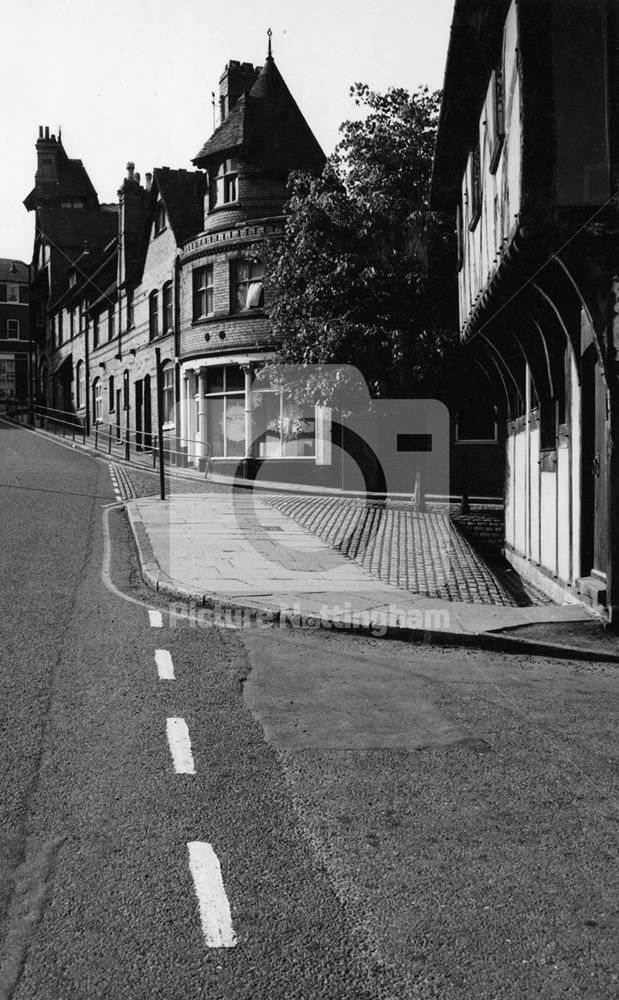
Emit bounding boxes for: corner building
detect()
[24,50,325,476]
[178,55,325,477]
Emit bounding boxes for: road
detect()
[0,419,617,999]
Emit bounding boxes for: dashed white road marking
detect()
[187,842,237,948]
[149,609,163,628]
[155,649,175,680]
[166,718,196,774]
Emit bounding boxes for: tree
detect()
[262,83,459,404]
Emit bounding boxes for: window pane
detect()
[207,366,224,394]
[206,397,224,456]
[226,366,244,392]
[246,281,263,309]
[252,390,281,457]
[225,397,245,456]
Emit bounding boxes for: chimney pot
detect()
[45,126,49,139]
[38,126,43,139]
[135,172,141,185]
[51,134,56,142]
[126,161,135,180]
[145,173,152,191]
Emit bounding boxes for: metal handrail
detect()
[90,416,211,468]
[5,399,86,443]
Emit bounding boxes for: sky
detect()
[1,0,455,264]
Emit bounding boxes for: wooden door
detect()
[143,375,152,451]
[135,380,143,450]
[115,389,121,441]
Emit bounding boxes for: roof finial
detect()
[267,27,272,58]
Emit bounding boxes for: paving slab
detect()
[124,493,608,661]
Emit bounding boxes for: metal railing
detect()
[5,399,87,444]
[4,399,212,481]
[90,417,212,477]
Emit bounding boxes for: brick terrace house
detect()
[0,259,31,404]
[431,0,619,619]
[25,49,327,476]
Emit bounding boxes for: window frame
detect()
[0,358,16,401]
[161,364,175,427]
[192,265,214,321]
[6,319,20,339]
[109,374,115,412]
[92,378,103,424]
[201,365,245,458]
[162,281,174,334]
[149,290,159,340]
[231,259,264,313]
[488,68,506,175]
[76,360,85,409]
[154,200,167,236]
[468,143,482,231]
[92,312,99,349]
[210,159,238,209]
[252,387,316,460]
[107,306,115,342]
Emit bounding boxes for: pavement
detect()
[3,412,616,660]
[122,485,619,662]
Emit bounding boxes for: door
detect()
[581,345,608,579]
[143,375,152,451]
[135,380,143,451]
[115,390,121,442]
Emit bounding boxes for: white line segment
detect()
[155,649,175,680]
[166,718,196,774]
[148,609,163,628]
[187,842,237,948]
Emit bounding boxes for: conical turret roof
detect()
[193,56,324,174]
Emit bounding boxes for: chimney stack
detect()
[218,60,259,121]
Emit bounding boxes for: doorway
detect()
[581,344,608,581]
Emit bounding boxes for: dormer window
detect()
[468,143,482,231]
[61,199,84,209]
[211,159,238,209]
[487,68,505,174]
[154,200,166,236]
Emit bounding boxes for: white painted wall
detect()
[570,352,581,580]
[529,423,541,564]
[557,442,570,581]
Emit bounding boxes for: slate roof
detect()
[153,168,206,246]
[193,56,325,174]
[24,143,99,211]
[0,259,29,282]
[36,206,118,302]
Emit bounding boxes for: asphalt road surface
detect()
[0,419,617,1000]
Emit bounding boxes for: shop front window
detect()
[202,365,245,458]
[252,389,315,458]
